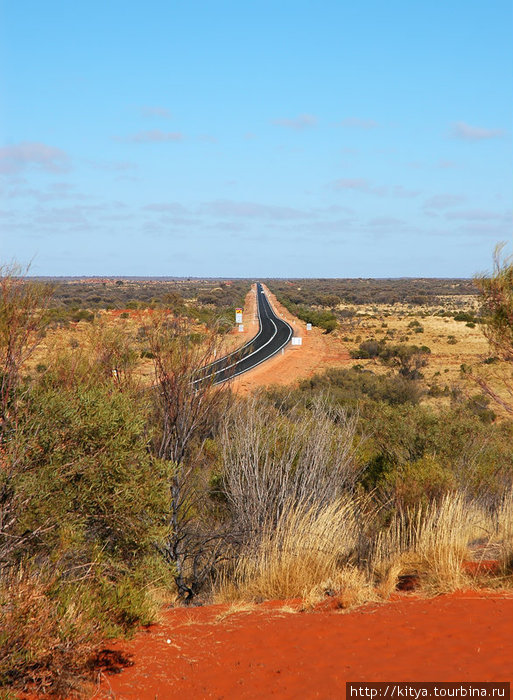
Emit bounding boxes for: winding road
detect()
[193,283,293,386]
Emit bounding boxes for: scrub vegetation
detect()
[1,258,512,697]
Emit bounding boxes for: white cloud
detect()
[337,118,378,129]
[424,194,467,209]
[141,106,172,118]
[271,114,317,130]
[451,122,506,141]
[126,130,183,143]
[0,142,69,174]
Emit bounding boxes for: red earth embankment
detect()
[95,592,513,699]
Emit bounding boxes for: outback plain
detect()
[2,270,512,699]
[3,1,511,697]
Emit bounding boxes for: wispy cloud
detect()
[368,216,405,227]
[453,222,512,237]
[424,194,467,210]
[393,185,420,198]
[438,159,457,169]
[332,178,419,198]
[451,121,506,141]
[337,117,378,129]
[141,106,172,118]
[125,130,183,143]
[199,199,309,220]
[271,114,317,130]
[332,178,386,196]
[6,182,90,203]
[445,209,512,222]
[199,134,218,143]
[0,141,70,175]
[88,159,138,172]
[144,202,189,214]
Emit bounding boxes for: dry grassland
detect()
[28,286,511,415]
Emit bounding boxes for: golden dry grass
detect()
[374,494,490,592]
[214,490,513,607]
[214,497,367,604]
[333,295,513,416]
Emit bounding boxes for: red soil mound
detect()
[95,592,513,699]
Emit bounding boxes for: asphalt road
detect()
[192,283,293,386]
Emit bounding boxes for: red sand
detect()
[94,592,513,699]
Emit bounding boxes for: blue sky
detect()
[1,0,511,277]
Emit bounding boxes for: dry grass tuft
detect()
[215,497,370,604]
[300,567,376,611]
[373,493,503,593]
[496,487,513,574]
[215,489,513,608]
[0,568,100,697]
[214,602,257,622]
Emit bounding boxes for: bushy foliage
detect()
[0,297,173,694]
[273,294,338,332]
[475,245,513,360]
[13,382,169,564]
[2,265,513,695]
[364,402,513,505]
[297,366,422,406]
[350,341,431,380]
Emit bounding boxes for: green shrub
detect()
[297,366,422,406]
[350,339,382,359]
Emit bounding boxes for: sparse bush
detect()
[350,339,382,359]
[378,343,430,380]
[297,366,422,406]
[222,394,361,538]
[0,569,100,696]
[148,313,232,602]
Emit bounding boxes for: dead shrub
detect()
[0,568,100,697]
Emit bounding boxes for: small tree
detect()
[474,244,513,413]
[379,343,431,380]
[0,263,54,441]
[148,313,231,601]
[475,244,513,361]
[0,264,55,571]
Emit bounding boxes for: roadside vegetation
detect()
[1,259,512,697]
[265,277,478,333]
